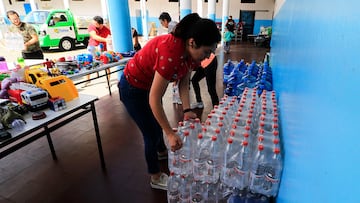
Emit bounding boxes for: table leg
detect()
[91,102,106,170]
[45,126,57,160]
[105,68,112,96]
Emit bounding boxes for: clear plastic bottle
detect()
[262,148,283,197]
[179,130,193,175]
[249,144,266,194]
[168,171,181,203]
[193,133,210,182]
[168,129,182,175]
[222,137,241,188]
[179,175,192,202]
[222,138,251,190]
[190,177,206,203]
[106,35,113,51]
[204,181,220,202]
[205,136,223,184]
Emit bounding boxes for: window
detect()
[205,0,219,2]
[241,0,255,3]
[169,0,178,2]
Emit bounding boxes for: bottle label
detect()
[234,166,246,175]
[264,173,279,183]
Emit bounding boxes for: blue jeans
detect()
[118,75,167,174]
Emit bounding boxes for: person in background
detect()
[85,16,111,86]
[158,12,178,34]
[223,26,235,54]
[191,53,219,109]
[131,28,141,52]
[158,12,181,104]
[6,10,44,59]
[225,15,236,33]
[118,13,220,191]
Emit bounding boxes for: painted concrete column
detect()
[29,0,37,11]
[107,0,132,80]
[221,0,229,36]
[100,0,108,21]
[140,0,148,40]
[0,1,6,18]
[180,0,191,19]
[207,0,216,21]
[197,0,203,17]
[63,0,70,10]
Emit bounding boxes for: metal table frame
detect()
[0,94,106,170]
[67,57,131,96]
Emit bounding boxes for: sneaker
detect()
[157,151,168,160]
[172,86,180,104]
[150,173,168,190]
[191,102,204,109]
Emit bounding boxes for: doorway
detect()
[239,10,255,41]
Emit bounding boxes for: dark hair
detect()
[159,12,171,22]
[6,10,19,18]
[173,13,221,47]
[93,16,104,24]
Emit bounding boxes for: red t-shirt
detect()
[124,34,198,90]
[88,24,111,50]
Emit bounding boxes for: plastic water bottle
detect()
[190,178,205,203]
[222,138,251,190]
[179,175,192,202]
[193,133,210,181]
[168,129,182,175]
[106,35,113,51]
[189,118,202,144]
[178,130,193,175]
[249,144,266,194]
[204,181,220,202]
[167,171,181,203]
[223,60,235,85]
[205,136,223,183]
[262,148,283,197]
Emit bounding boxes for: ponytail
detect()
[173,13,221,47]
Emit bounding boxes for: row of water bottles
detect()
[224,59,273,97]
[167,88,283,202]
[4,32,24,51]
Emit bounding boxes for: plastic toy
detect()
[20,89,49,111]
[1,103,26,129]
[48,97,66,111]
[36,75,78,102]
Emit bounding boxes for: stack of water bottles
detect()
[167,88,283,202]
[224,59,273,97]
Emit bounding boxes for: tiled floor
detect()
[0,41,269,203]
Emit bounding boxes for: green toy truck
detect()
[24,9,91,51]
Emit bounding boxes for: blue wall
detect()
[253,19,272,34]
[271,0,360,202]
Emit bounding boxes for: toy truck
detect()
[24,68,78,102]
[24,9,91,51]
[20,89,49,111]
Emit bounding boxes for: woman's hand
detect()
[167,131,183,152]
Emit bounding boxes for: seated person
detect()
[59,14,67,22]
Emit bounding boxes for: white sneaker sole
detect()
[150,182,167,191]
